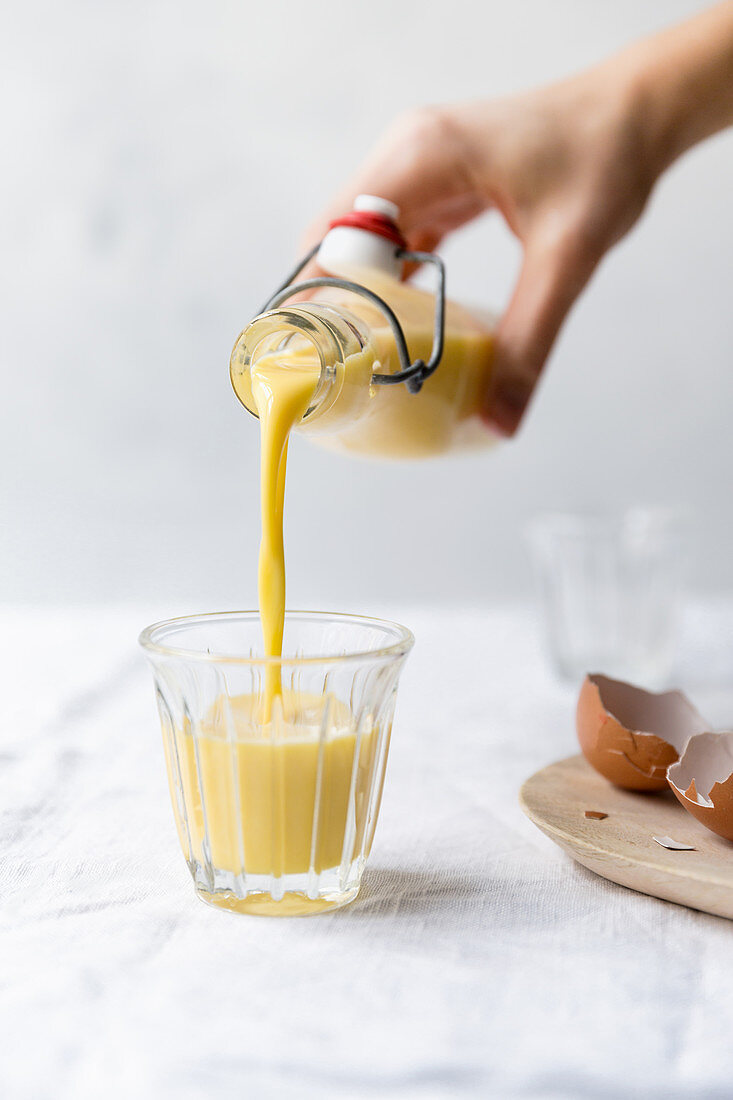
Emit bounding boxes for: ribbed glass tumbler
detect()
[139,611,413,916]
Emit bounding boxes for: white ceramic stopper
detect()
[317,195,403,284]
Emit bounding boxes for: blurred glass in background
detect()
[528,508,688,688]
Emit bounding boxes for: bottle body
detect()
[231,278,495,460]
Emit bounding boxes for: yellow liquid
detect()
[163,692,382,878]
[232,280,495,459]
[162,348,382,897]
[250,355,320,713]
[298,279,495,458]
[237,281,493,676]
[171,279,486,904]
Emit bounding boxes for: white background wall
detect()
[2,0,732,613]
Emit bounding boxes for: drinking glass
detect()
[528,509,686,687]
[139,611,413,916]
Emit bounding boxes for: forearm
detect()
[618,2,733,176]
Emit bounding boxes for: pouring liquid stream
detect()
[251,351,320,717]
[165,344,382,895]
[246,196,493,717]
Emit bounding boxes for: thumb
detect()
[482,232,593,436]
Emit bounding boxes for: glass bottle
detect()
[230,197,496,459]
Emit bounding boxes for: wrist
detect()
[614,50,678,183]
[609,3,733,178]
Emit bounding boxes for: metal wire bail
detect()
[258,244,446,395]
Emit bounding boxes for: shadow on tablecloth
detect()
[347,865,487,918]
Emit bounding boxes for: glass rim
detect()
[526,506,688,540]
[138,609,415,667]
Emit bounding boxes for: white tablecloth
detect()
[3,601,733,1100]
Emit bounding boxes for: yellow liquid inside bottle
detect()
[231,279,495,459]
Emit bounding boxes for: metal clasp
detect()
[259,244,446,395]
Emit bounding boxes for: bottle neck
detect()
[230,302,370,425]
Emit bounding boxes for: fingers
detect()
[482,230,596,436]
[298,116,430,251]
[299,108,487,256]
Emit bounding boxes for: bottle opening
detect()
[230,307,339,424]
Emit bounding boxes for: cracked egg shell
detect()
[668,732,733,841]
[576,673,709,791]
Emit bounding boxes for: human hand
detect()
[302,75,654,435]
[301,3,733,436]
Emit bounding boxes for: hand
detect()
[301,3,733,436]
[302,78,653,436]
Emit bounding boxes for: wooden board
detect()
[520,754,733,920]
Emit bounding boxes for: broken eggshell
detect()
[577,673,709,791]
[668,732,733,841]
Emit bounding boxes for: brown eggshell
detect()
[668,732,733,841]
[577,673,709,791]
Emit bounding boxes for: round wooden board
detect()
[520,754,733,920]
